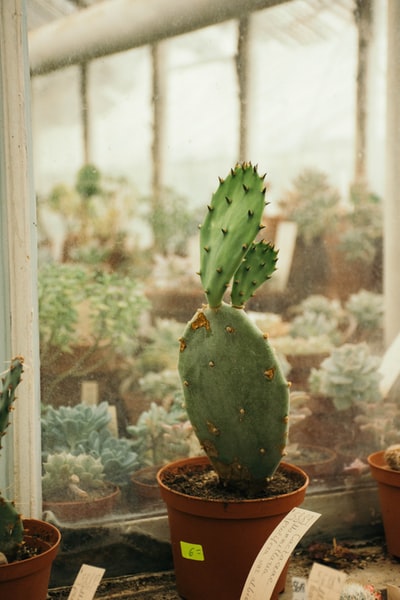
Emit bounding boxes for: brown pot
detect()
[0,518,61,600]
[43,484,120,522]
[157,456,308,600]
[368,450,400,557]
[131,466,163,507]
[287,444,338,480]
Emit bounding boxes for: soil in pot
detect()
[158,456,309,600]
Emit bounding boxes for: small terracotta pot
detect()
[287,444,338,480]
[43,484,120,522]
[0,518,61,600]
[158,456,309,600]
[131,466,163,505]
[368,450,400,557]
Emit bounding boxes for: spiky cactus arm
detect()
[200,163,271,308]
[0,356,24,445]
[0,357,24,559]
[179,164,290,492]
[0,499,24,560]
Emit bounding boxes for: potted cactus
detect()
[0,357,61,600]
[157,164,309,600]
[368,445,400,558]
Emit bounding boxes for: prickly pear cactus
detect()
[178,163,290,492]
[0,357,24,559]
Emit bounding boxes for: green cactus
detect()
[178,163,290,493]
[0,357,24,559]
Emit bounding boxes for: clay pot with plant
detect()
[290,343,383,468]
[41,401,139,519]
[368,445,400,558]
[157,163,309,600]
[0,357,61,600]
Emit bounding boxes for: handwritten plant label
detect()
[307,562,347,600]
[240,507,321,600]
[68,564,105,600]
[180,540,205,561]
[292,576,308,600]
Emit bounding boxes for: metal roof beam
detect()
[29,0,291,76]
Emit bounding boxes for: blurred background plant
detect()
[41,401,139,488]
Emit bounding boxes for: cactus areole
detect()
[178,163,290,493]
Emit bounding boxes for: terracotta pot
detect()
[368,450,400,557]
[287,444,338,480]
[131,466,161,499]
[0,518,61,600]
[157,456,309,600]
[43,484,120,522]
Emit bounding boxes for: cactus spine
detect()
[178,163,290,493]
[0,357,24,560]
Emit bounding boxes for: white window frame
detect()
[0,0,42,517]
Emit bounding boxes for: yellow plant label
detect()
[180,541,205,561]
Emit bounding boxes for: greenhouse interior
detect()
[1,0,400,598]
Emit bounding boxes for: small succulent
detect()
[340,583,381,600]
[42,452,106,502]
[384,445,400,471]
[127,400,198,467]
[0,357,25,561]
[41,401,139,487]
[278,168,340,245]
[345,290,384,332]
[308,343,382,411]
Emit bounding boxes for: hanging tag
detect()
[240,507,321,600]
[67,564,105,600]
[307,563,347,600]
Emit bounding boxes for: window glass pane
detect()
[25,0,396,589]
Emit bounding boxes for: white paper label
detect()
[240,507,321,600]
[387,584,400,600]
[292,576,308,600]
[67,564,105,600]
[307,563,347,600]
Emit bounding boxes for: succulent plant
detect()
[340,583,381,600]
[384,445,400,471]
[178,163,290,493]
[308,343,382,411]
[42,452,106,502]
[41,401,139,487]
[345,290,384,332]
[278,168,340,245]
[0,357,24,561]
[127,399,197,467]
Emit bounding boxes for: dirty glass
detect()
[29,1,396,577]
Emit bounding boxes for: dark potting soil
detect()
[160,462,306,500]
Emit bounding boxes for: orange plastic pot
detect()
[0,518,61,600]
[368,450,400,557]
[158,456,309,600]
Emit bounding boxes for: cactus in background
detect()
[384,445,400,471]
[0,357,24,561]
[178,163,290,493]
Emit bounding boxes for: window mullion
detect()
[0,0,42,518]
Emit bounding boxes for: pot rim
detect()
[157,455,309,518]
